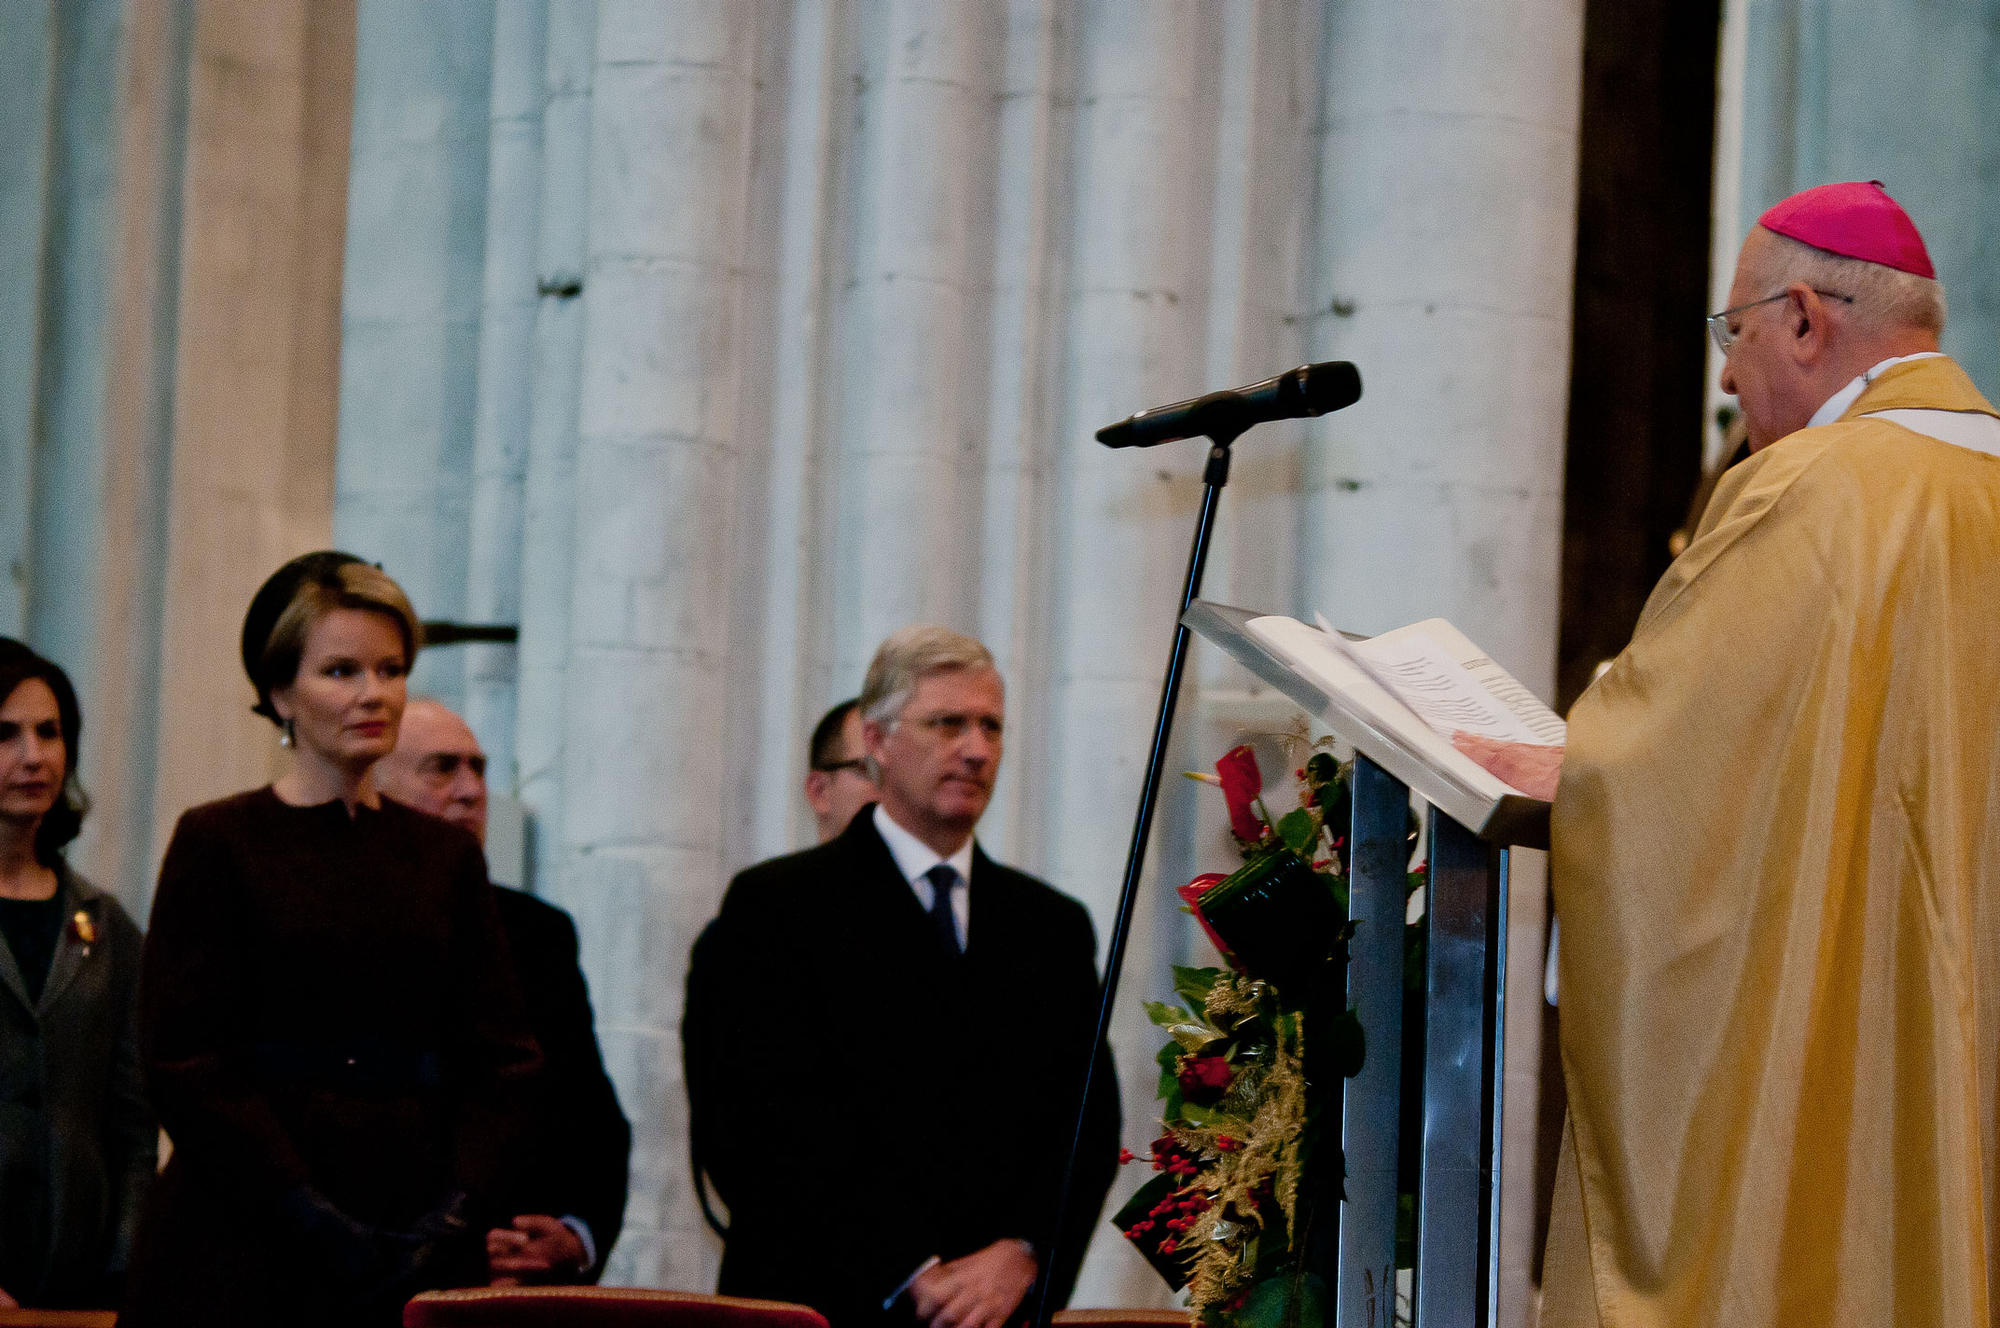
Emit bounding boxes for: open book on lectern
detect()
[1182,601,1562,848]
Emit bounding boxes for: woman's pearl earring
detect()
[280,718,296,749]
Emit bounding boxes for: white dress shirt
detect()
[872,804,974,947]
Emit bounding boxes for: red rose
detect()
[1177,1053,1234,1102]
[1215,744,1266,843]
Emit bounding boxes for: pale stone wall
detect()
[0,0,355,915]
[330,1,1584,1308]
[332,0,495,714]
[1728,0,2000,416]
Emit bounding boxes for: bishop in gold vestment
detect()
[1541,183,2000,1325]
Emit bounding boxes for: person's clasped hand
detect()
[486,1214,588,1284]
[908,1239,1038,1328]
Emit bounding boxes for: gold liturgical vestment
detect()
[1543,356,2000,1326]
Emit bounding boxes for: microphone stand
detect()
[1029,425,1243,1328]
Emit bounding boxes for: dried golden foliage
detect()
[1164,974,1311,1320]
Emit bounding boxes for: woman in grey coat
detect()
[0,639,154,1308]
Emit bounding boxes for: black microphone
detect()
[1095,360,1362,448]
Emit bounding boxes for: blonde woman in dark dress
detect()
[124,553,541,1328]
[0,640,153,1309]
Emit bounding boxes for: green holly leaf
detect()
[1171,964,1224,1010]
[1276,808,1319,857]
[1143,1000,1193,1030]
[1176,1100,1224,1128]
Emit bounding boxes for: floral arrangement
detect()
[1113,739,1365,1328]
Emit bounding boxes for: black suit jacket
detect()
[0,865,155,1308]
[491,887,631,1277]
[683,809,1120,1328]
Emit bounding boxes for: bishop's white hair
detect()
[1755,229,1947,337]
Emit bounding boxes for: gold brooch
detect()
[69,910,96,954]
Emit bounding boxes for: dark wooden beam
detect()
[1557,0,1723,711]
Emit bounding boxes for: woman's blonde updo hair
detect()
[239,551,421,725]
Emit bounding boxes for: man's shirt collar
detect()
[873,803,976,887]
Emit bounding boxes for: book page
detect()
[1414,620,1568,745]
[1244,615,1522,801]
[1326,616,1565,746]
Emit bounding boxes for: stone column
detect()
[0,0,58,638]
[1038,2,1226,1306]
[20,0,129,678]
[1301,0,1579,690]
[145,0,358,879]
[731,0,842,857]
[463,0,548,787]
[965,0,1070,855]
[333,0,495,706]
[556,0,762,1285]
[75,0,194,913]
[828,1,1002,658]
[513,0,595,891]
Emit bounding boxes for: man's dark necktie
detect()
[926,864,961,954]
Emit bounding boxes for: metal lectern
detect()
[1186,601,1546,1328]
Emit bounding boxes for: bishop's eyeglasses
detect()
[1708,288,1853,354]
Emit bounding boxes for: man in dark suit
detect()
[684,627,1120,1328]
[376,699,631,1283]
[803,697,880,844]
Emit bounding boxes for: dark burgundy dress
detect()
[123,788,541,1327]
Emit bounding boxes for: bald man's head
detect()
[376,697,489,841]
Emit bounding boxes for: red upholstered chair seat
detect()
[1052,1312,1194,1327]
[403,1288,830,1328]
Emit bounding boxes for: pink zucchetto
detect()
[1758,180,1935,279]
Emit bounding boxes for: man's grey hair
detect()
[1755,229,1947,338]
[859,625,998,729]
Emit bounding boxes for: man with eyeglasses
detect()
[683,627,1120,1328]
[375,699,631,1286]
[804,698,880,844]
[1513,181,2000,1326]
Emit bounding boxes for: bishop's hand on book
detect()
[1450,731,1562,802]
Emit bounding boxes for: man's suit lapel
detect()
[841,807,966,965]
[840,807,925,919]
[962,845,1020,962]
